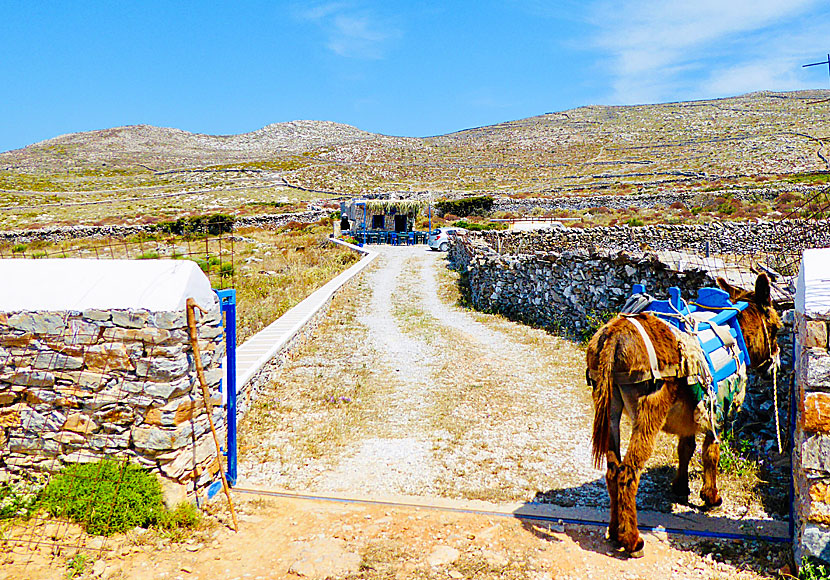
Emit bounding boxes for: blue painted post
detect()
[215,289,237,486]
[362,205,367,247]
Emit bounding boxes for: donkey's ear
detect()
[754,273,772,307]
[717,277,741,301]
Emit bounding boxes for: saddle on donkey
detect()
[619,283,750,435]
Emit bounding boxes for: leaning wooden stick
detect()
[186,298,239,532]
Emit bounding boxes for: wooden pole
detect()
[186,298,239,532]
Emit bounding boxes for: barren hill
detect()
[1,121,376,173]
[1,90,829,229]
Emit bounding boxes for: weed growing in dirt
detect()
[64,553,89,579]
[799,557,830,580]
[718,431,758,478]
[156,502,202,541]
[0,480,41,520]
[581,310,616,344]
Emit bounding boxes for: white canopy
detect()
[0,259,217,312]
[797,248,830,318]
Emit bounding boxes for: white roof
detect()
[797,248,830,318]
[0,259,217,313]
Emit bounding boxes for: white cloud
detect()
[292,2,401,60]
[591,0,827,103]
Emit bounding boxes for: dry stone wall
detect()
[479,219,830,257]
[450,236,717,339]
[0,210,328,244]
[0,301,225,502]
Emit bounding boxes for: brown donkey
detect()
[586,274,781,557]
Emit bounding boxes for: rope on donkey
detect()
[186,298,239,532]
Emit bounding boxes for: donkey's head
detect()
[716,273,782,375]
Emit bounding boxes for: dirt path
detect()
[237,246,602,501]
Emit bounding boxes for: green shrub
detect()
[581,310,617,344]
[625,217,645,227]
[435,195,494,217]
[40,460,165,535]
[137,251,160,260]
[157,502,201,541]
[156,213,235,236]
[800,557,830,580]
[11,244,26,253]
[718,431,757,477]
[452,220,508,231]
[219,263,235,278]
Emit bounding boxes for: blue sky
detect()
[1,0,828,153]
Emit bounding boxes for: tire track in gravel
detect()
[315,246,603,501]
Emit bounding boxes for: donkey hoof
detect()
[671,481,691,498]
[605,528,621,547]
[626,538,645,559]
[700,490,723,508]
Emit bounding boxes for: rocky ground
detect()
[0,492,793,580]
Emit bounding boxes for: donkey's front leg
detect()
[700,432,723,507]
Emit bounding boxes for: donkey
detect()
[586,273,781,557]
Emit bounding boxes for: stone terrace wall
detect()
[794,254,830,565]
[479,219,830,257]
[491,185,824,213]
[449,236,716,339]
[0,302,225,503]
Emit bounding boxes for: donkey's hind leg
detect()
[617,381,677,557]
[671,435,696,499]
[605,385,624,545]
[700,432,723,507]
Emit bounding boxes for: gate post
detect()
[793,249,830,566]
[216,289,238,486]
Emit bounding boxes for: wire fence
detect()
[0,230,236,290]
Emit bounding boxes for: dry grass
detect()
[233,225,360,344]
[238,272,376,468]
[0,223,360,347]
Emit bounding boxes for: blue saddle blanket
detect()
[629,284,750,431]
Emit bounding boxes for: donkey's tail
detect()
[591,332,619,469]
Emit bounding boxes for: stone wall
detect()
[0,301,226,503]
[794,250,830,565]
[491,185,821,213]
[0,210,328,244]
[478,219,830,258]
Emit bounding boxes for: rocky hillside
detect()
[1,121,376,173]
[1,90,829,229]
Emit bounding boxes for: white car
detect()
[427,227,467,251]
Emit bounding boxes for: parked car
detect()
[427,227,467,251]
